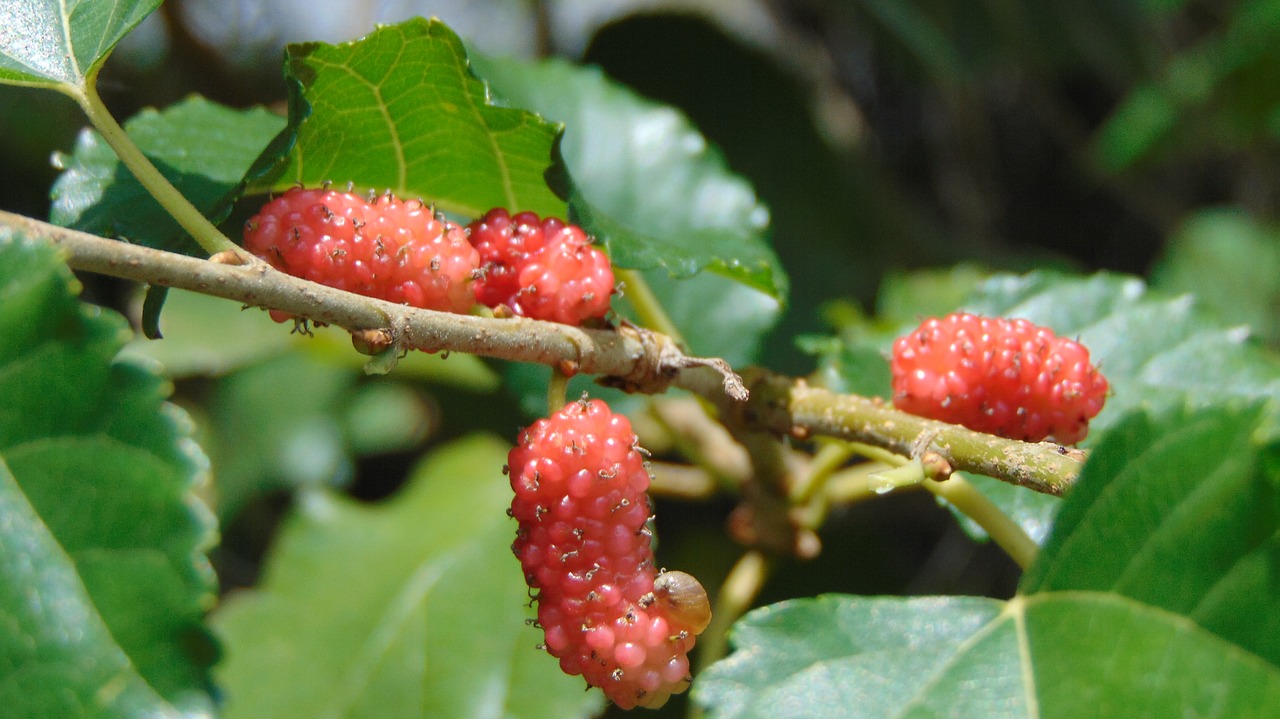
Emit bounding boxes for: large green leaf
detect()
[695,404,1280,717]
[0,0,160,91]
[696,592,1280,719]
[0,231,216,714]
[473,55,787,302]
[246,18,563,219]
[1022,403,1280,665]
[213,436,602,719]
[0,459,187,719]
[50,95,286,255]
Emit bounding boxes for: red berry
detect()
[890,312,1108,444]
[468,208,614,326]
[244,188,479,320]
[508,398,708,709]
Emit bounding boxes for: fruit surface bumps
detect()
[468,208,614,326]
[244,187,479,319]
[890,312,1108,444]
[508,398,708,709]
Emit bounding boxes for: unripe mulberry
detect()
[508,398,709,709]
[244,187,479,320]
[468,208,614,326]
[890,312,1108,443]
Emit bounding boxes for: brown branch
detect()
[6,211,1085,496]
[5,211,744,401]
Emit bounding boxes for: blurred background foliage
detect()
[3,2,1279,711]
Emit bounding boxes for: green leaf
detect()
[696,405,1280,718]
[0,231,216,714]
[696,593,1280,718]
[50,95,285,255]
[473,55,788,302]
[213,436,602,719]
[247,18,563,219]
[1151,208,1280,346]
[0,0,160,91]
[0,459,187,719]
[1022,403,1280,665]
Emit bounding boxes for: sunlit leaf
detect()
[246,18,563,220]
[0,0,161,91]
[964,272,1280,438]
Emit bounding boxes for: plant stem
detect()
[75,78,240,257]
[738,373,1085,496]
[823,462,897,505]
[547,368,570,414]
[845,441,1037,568]
[923,474,1038,569]
[788,440,856,504]
[6,210,740,399]
[617,268,686,347]
[690,550,772,719]
[7,211,1087,497]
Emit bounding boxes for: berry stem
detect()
[616,268,687,347]
[843,443,1038,569]
[922,475,1038,570]
[788,440,857,505]
[690,550,772,719]
[646,398,752,488]
[546,367,570,414]
[75,79,242,258]
[822,462,892,505]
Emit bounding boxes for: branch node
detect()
[678,356,749,402]
[208,249,250,266]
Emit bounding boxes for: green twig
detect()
[547,367,570,415]
[923,474,1038,569]
[788,440,857,504]
[75,75,240,257]
[843,442,1038,568]
[739,373,1085,496]
[617,268,686,347]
